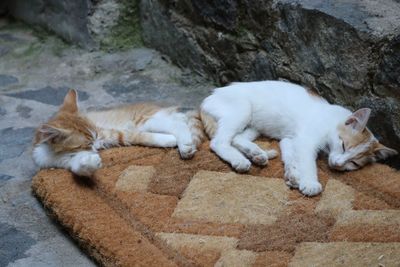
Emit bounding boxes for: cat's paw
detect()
[178,143,197,159]
[71,152,102,177]
[249,150,269,166]
[231,157,251,173]
[266,149,278,159]
[285,179,299,188]
[299,180,322,196]
[284,171,299,188]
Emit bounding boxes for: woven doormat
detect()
[32,141,400,266]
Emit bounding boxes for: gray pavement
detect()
[0,18,213,267]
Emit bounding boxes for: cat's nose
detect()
[328,158,343,170]
[329,162,341,169]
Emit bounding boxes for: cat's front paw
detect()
[71,152,102,177]
[299,180,322,196]
[284,170,299,188]
[178,143,197,159]
[231,157,251,173]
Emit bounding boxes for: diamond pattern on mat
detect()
[157,232,258,267]
[32,142,400,266]
[172,170,289,225]
[315,179,400,242]
[336,210,400,226]
[289,242,400,267]
[316,179,355,217]
[315,179,400,223]
[115,165,155,192]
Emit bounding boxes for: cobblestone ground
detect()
[0,19,212,266]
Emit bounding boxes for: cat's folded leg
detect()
[211,129,251,172]
[172,123,198,159]
[128,132,177,148]
[69,151,102,177]
[203,97,253,171]
[99,128,177,149]
[33,144,102,177]
[232,128,278,166]
[140,113,196,159]
[211,138,251,172]
[280,138,322,196]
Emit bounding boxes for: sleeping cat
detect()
[200,80,398,196]
[33,89,204,176]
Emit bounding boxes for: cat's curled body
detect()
[201,80,397,196]
[33,90,204,176]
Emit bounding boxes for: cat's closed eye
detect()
[350,160,359,167]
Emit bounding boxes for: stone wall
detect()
[7,0,93,47]
[6,0,142,50]
[140,0,400,167]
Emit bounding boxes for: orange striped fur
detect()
[34,89,205,164]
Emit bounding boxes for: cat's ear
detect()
[374,143,398,160]
[59,89,78,114]
[345,108,371,132]
[38,124,62,143]
[37,124,65,143]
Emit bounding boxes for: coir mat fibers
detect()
[32,141,400,266]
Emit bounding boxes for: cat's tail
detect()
[186,110,206,148]
[199,110,217,139]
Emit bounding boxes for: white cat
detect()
[200,80,398,196]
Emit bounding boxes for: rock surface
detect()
[6,0,142,50]
[140,0,400,167]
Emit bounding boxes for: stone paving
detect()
[0,18,212,266]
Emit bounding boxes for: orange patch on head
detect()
[338,125,374,150]
[338,124,397,166]
[39,113,96,153]
[34,89,97,153]
[336,125,378,169]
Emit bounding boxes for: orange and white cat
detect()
[201,80,398,196]
[33,89,204,176]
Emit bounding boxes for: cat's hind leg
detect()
[98,128,177,148]
[232,128,278,166]
[140,111,196,159]
[204,104,253,172]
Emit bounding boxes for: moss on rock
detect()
[100,0,143,51]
